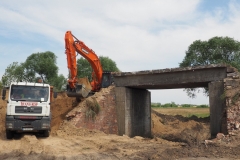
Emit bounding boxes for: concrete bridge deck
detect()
[113,64,229,89]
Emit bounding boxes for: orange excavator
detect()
[65,31,112,99]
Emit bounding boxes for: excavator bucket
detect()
[66,77,92,98]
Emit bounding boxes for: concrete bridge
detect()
[112,64,234,137]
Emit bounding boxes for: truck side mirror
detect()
[53,92,57,98]
[2,89,6,100]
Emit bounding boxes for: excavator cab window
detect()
[101,72,112,88]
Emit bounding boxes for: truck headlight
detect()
[6,122,13,129]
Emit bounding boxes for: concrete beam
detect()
[113,67,227,89]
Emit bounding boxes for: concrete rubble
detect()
[225,67,240,135]
[205,66,240,144]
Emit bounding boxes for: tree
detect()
[77,57,92,79]
[180,36,240,98]
[99,56,120,72]
[1,51,66,91]
[180,36,240,70]
[49,74,67,91]
[0,80,3,90]
[77,56,120,79]
[24,51,58,83]
[1,62,26,86]
[24,51,67,91]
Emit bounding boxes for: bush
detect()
[151,103,161,108]
[160,102,177,108]
[196,104,209,108]
[85,97,100,120]
[181,104,191,108]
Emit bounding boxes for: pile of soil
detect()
[0,87,240,159]
[151,110,211,145]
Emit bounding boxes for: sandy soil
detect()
[0,88,240,160]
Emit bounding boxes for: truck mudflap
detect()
[5,115,51,132]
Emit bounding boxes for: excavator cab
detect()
[101,72,113,88]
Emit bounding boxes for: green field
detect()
[152,107,210,118]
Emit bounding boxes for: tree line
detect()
[151,102,209,108]
[0,52,120,91]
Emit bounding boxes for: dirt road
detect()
[0,88,240,160]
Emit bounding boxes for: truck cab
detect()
[2,82,56,139]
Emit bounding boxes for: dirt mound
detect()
[1,87,240,159]
[62,86,118,134]
[151,109,240,159]
[151,109,211,145]
[50,91,77,135]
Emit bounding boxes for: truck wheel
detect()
[43,130,50,137]
[6,130,13,139]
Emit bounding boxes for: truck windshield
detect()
[10,85,49,102]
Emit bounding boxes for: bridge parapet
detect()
[113,64,231,76]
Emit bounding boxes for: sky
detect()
[0,0,240,105]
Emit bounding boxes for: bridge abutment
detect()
[209,81,227,137]
[115,87,151,137]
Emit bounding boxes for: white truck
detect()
[1,82,57,139]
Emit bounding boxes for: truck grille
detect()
[15,106,42,114]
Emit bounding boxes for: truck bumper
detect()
[5,115,51,132]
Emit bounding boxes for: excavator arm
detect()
[65,31,111,99]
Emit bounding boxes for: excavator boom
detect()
[65,31,78,88]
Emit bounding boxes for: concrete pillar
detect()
[114,87,126,136]
[115,87,151,137]
[209,81,226,137]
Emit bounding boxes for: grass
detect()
[152,107,210,118]
[85,97,100,120]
